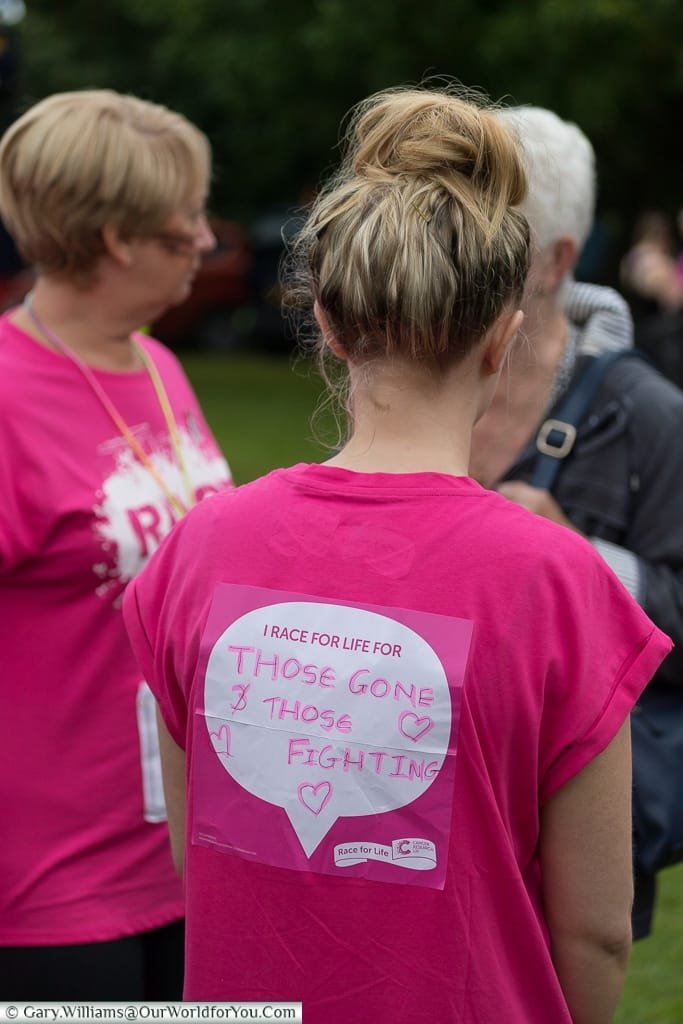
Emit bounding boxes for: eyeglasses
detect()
[148,209,211,254]
[150,230,198,254]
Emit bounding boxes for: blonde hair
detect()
[0,89,211,280]
[287,85,530,369]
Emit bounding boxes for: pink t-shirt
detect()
[124,464,670,1022]
[0,315,231,945]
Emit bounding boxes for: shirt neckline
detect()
[0,309,151,380]
[288,461,487,495]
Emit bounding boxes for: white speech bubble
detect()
[204,602,451,856]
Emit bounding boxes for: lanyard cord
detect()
[24,293,194,517]
[133,344,196,510]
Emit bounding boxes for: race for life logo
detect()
[333,837,437,870]
[92,427,228,601]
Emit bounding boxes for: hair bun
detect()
[287,83,530,372]
[349,90,526,216]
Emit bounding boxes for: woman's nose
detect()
[196,214,216,253]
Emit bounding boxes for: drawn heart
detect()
[297,781,332,816]
[399,712,434,743]
[210,723,232,757]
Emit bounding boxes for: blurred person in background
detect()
[470,105,683,941]
[124,85,670,1023]
[0,90,232,999]
[676,208,683,284]
[620,210,683,317]
[620,209,683,388]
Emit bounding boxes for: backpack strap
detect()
[530,349,645,491]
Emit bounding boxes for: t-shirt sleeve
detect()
[537,536,672,804]
[123,506,215,749]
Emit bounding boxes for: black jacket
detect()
[504,353,683,690]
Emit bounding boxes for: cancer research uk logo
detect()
[194,588,472,889]
[91,426,228,602]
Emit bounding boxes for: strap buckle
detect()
[536,419,577,459]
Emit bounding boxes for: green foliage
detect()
[13,1,683,243]
[180,351,332,485]
[616,862,683,1023]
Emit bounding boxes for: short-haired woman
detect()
[124,86,670,1023]
[0,90,232,999]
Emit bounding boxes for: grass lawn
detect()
[616,863,683,1023]
[181,350,331,484]
[182,350,683,1023]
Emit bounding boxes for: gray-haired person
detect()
[471,105,683,940]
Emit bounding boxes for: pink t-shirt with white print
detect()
[125,464,670,1023]
[0,315,231,945]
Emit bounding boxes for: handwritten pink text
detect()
[287,737,440,781]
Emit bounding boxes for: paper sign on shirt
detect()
[192,584,473,889]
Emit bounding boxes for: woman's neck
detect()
[469,299,570,487]
[13,278,144,371]
[326,360,481,477]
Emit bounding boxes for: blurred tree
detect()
[15,0,683,253]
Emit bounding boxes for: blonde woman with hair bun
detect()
[125,85,669,1023]
[0,90,233,999]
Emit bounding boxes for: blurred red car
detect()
[0,266,32,313]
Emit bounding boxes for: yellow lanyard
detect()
[24,294,195,518]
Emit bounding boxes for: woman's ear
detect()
[313,300,347,360]
[482,308,524,376]
[101,223,134,268]
[537,236,578,293]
